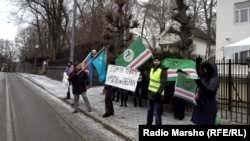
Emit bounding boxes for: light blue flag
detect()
[80,52,93,87]
[92,49,106,83]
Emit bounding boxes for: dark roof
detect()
[193,28,215,44]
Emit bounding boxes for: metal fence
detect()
[215,59,250,124]
[50,41,104,66]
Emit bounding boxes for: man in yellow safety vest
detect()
[146,56,168,125]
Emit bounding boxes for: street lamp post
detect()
[69,0,77,63]
[34,44,39,73]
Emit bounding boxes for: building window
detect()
[234,1,250,23]
[241,51,250,62]
[235,51,250,63]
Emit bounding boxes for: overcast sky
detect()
[0,0,17,41]
[0,0,149,41]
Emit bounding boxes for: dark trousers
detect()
[104,89,114,115]
[112,90,119,102]
[120,89,128,107]
[133,85,142,106]
[173,97,186,120]
[67,85,71,99]
[146,99,162,125]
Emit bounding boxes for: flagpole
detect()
[82,47,105,68]
[77,47,105,74]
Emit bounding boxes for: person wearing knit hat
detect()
[146,55,167,125]
[153,56,161,60]
[73,61,79,68]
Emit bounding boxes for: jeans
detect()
[146,99,162,125]
[133,85,142,106]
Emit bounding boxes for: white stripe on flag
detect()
[174,87,196,104]
[127,49,152,69]
[168,68,198,77]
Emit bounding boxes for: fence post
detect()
[245,57,250,124]
[228,59,232,111]
[195,56,202,76]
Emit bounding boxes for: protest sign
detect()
[105,65,140,92]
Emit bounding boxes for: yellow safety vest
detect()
[148,68,164,95]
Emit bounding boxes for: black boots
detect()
[103,113,114,118]
[120,92,128,107]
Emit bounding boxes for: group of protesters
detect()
[63,55,220,125]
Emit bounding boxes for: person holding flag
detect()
[81,52,93,87]
[69,61,92,113]
[191,61,219,125]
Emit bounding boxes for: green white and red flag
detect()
[115,37,153,69]
[174,70,197,105]
[162,58,198,81]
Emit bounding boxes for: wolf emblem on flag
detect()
[124,49,134,62]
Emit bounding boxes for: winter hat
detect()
[153,56,161,60]
[73,61,80,68]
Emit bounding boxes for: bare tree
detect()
[0,39,18,71]
[137,0,172,51]
[200,0,217,59]
[103,0,139,57]
[167,0,194,59]
[76,0,107,43]
[12,0,70,61]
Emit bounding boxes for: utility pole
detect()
[69,0,77,63]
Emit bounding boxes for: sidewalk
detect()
[19,73,230,141]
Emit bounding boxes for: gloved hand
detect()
[195,79,201,85]
[155,93,161,102]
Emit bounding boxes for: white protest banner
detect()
[105,64,140,92]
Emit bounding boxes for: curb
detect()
[18,74,134,141]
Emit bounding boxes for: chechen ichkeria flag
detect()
[174,70,197,105]
[162,58,198,81]
[115,37,152,69]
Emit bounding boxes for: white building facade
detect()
[216,0,250,60]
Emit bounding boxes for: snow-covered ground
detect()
[20,73,229,140]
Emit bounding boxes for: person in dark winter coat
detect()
[103,60,116,118]
[133,67,144,107]
[69,62,92,113]
[112,87,119,102]
[146,56,167,125]
[173,96,186,120]
[119,88,129,107]
[191,61,219,125]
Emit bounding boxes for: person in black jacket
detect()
[191,61,219,124]
[103,60,116,118]
[133,67,144,107]
[69,62,92,113]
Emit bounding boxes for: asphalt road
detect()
[0,73,84,141]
